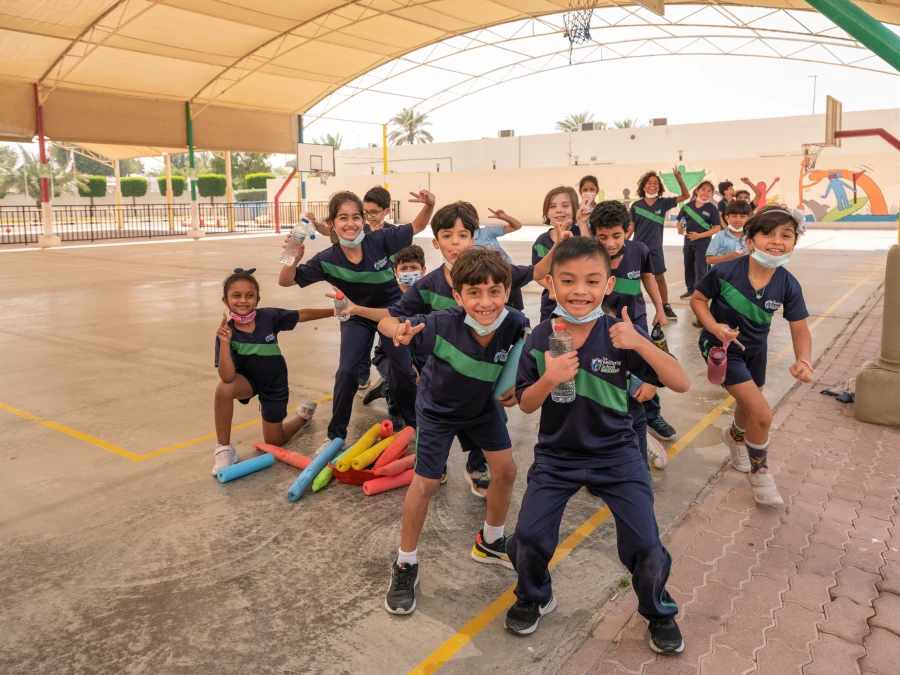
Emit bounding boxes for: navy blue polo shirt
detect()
[389,262,536,318]
[678,201,721,246]
[516,316,661,468]
[630,197,677,252]
[214,307,298,400]
[401,306,530,426]
[695,256,808,354]
[605,240,653,329]
[533,225,582,319]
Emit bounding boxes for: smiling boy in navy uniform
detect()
[380,247,529,615]
[629,168,689,316]
[279,189,435,454]
[589,200,677,455]
[506,237,690,655]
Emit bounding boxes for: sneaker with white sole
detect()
[647,434,668,469]
[748,470,784,506]
[384,561,418,615]
[722,426,750,472]
[464,462,491,498]
[505,596,557,635]
[313,437,337,456]
[296,399,317,421]
[648,617,685,654]
[648,416,677,441]
[471,530,513,568]
[663,304,677,320]
[211,443,239,476]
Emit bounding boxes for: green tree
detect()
[171,152,214,175]
[197,174,226,205]
[313,133,343,151]
[388,108,434,145]
[0,145,17,199]
[78,175,107,205]
[120,177,148,206]
[4,145,80,206]
[555,112,604,132]
[209,152,272,189]
[157,175,186,197]
[244,173,275,190]
[613,118,641,128]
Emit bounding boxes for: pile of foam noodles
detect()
[238,420,416,501]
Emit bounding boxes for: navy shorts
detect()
[414,407,511,480]
[646,246,666,276]
[700,336,767,388]
[238,376,289,423]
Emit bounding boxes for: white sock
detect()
[483,522,505,544]
[397,548,417,565]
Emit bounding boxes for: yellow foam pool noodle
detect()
[334,423,382,472]
[350,432,400,471]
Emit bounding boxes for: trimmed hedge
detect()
[244,172,275,190]
[78,175,107,199]
[157,175,186,197]
[120,176,148,198]
[235,189,268,202]
[197,174,226,200]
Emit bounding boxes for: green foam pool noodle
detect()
[493,336,526,400]
[312,465,334,492]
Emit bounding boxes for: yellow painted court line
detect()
[0,396,333,463]
[410,269,880,674]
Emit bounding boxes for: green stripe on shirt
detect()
[320,261,395,285]
[683,204,712,231]
[634,206,665,226]
[531,349,628,413]
[613,277,641,295]
[231,342,282,356]
[435,335,503,382]
[534,243,550,258]
[419,289,458,311]
[719,279,772,325]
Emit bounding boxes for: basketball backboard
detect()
[826,95,842,148]
[634,0,665,17]
[297,142,335,173]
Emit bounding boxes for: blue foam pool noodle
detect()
[287,437,345,501]
[217,452,274,483]
[493,336,526,400]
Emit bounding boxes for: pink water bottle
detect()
[707,346,728,385]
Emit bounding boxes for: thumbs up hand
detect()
[609,307,643,350]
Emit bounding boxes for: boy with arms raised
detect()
[379,247,530,615]
[506,237,690,656]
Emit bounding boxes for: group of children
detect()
[211,172,814,656]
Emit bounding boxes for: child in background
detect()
[579,175,600,211]
[381,248,529,615]
[677,180,721,325]
[691,206,812,506]
[473,207,525,310]
[361,244,428,425]
[706,200,752,267]
[716,180,735,223]
[629,169,690,316]
[279,190,435,454]
[213,268,334,474]
[533,186,586,322]
[507,237,690,650]
[589,200,677,456]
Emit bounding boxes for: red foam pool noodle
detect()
[374,453,416,476]
[373,426,415,469]
[380,419,393,440]
[253,442,312,470]
[363,469,415,496]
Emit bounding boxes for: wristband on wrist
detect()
[800,359,815,372]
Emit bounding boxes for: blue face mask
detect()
[464,308,508,336]
[398,271,422,287]
[338,230,365,248]
[750,249,791,269]
[554,303,605,325]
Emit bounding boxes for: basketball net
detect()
[802,143,826,172]
[562,0,596,63]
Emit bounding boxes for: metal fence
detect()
[0,199,403,246]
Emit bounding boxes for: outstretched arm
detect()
[489,208,522,234]
[408,190,436,234]
[741,177,762,204]
[306,212,332,238]
[298,308,337,322]
[674,167,690,203]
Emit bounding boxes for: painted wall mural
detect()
[800,160,897,222]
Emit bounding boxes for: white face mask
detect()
[464,308,508,336]
[727,224,745,234]
[338,230,365,248]
[442,256,455,270]
[644,191,659,199]
[751,249,791,269]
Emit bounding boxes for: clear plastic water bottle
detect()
[679,216,687,233]
[279,218,316,265]
[549,322,576,403]
[707,346,728,385]
[334,291,349,322]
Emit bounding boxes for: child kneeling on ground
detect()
[507,237,691,655]
[379,247,529,615]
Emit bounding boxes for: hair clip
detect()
[234,267,257,275]
[788,209,807,234]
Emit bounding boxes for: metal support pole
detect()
[382,123,389,190]
[164,153,174,231]
[225,151,235,232]
[299,115,306,214]
[113,159,124,229]
[34,84,60,248]
[805,0,900,73]
[185,101,204,239]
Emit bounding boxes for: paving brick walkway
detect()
[568,292,900,674]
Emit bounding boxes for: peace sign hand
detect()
[217,314,232,345]
[392,320,426,347]
[408,190,435,206]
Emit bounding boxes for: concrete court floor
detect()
[0,228,888,675]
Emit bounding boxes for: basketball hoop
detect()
[313,171,332,186]
[802,143,826,172]
[563,0,596,63]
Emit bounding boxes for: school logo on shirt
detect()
[494,349,509,363]
[764,300,782,311]
[627,270,640,279]
[266,333,275,343]
[591,357,621,374]
[655,209,663,215]
[374,257,389,270]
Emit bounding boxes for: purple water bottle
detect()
[707,346,728,385]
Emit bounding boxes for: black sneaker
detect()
[505,596,557,635]
[663,304,677,320]
[362,379,386,405]
[384,561,419,615]
[648,416,677,440]
[391,414,406,432]
[463,462,491,498]
[679,291,692,299]
[472,530,513,568]
[648,617,684,654]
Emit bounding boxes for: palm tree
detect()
[314,133,343,151]
[613,118,642,128]
[388,108,434,145]
[0,145,17,199]
[555,112,604,132]
[4,145,81,206]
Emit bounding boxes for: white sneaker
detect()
[748,470,784,506]
[296,399,317,422]
[647,434,668,469]
[212,443,239,476]
[722,426,751,473]
[314,437,335,456]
